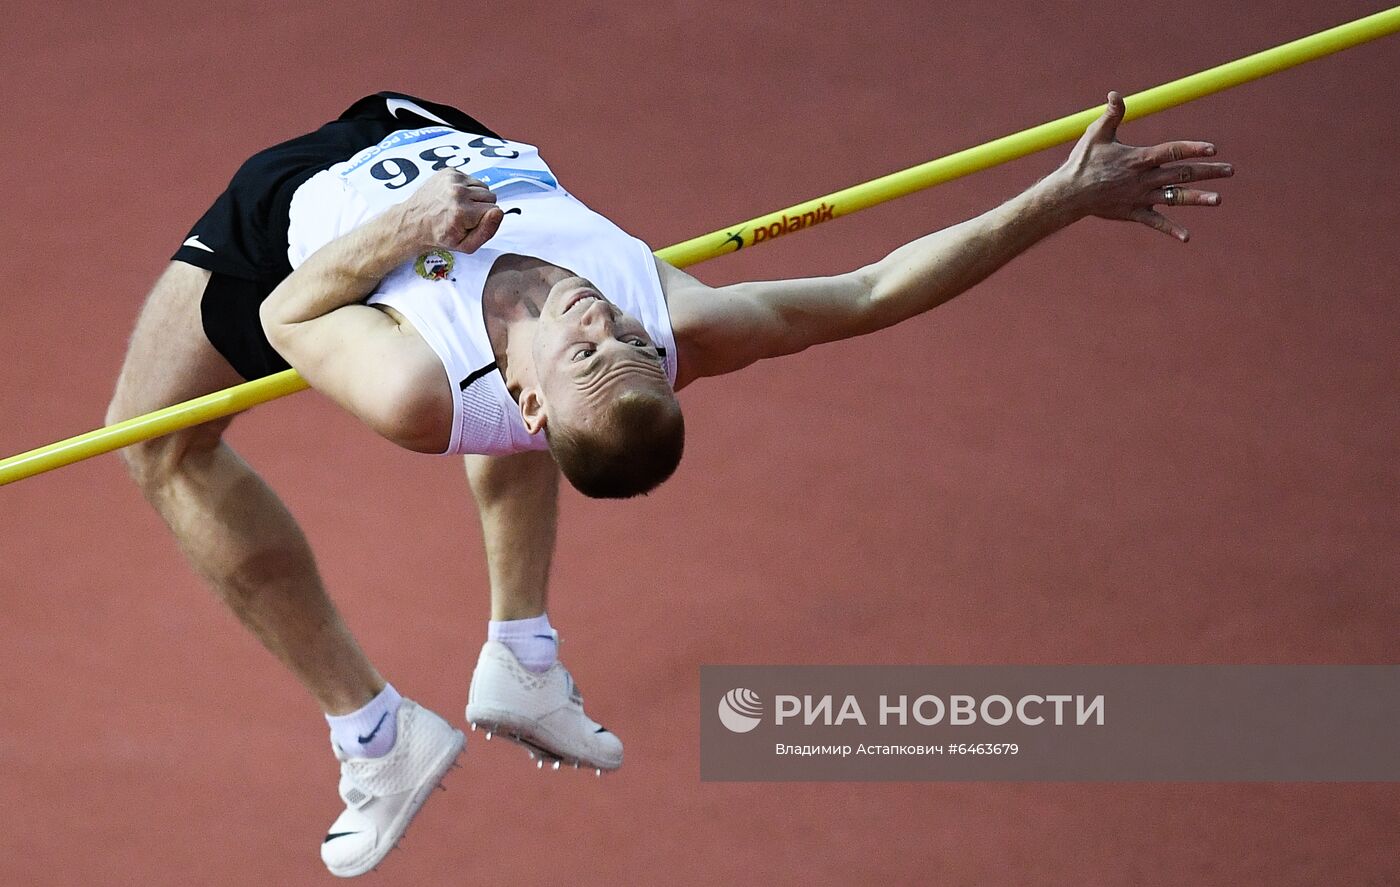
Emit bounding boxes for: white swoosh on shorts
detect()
[182,235,214,253]
[385,97,450,126]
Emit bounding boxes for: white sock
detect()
[326,683,402,759]
[488,613,558,673]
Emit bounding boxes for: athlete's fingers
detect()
[447,184,496,244]
[1082,91,1126,144]
[440,169,487,189]
[1150,187,1221,208]
[436,170,497,206]
[411,169,505,250]
[1130,207,1189,242]
[467,185,497,203]
[459,206,504,253]
[1142,162,1234,187]
[1135,141,1217,168]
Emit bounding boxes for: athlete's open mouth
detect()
[563,289,606,315]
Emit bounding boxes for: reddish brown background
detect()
[2,1,1397,884]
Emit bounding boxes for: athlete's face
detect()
[520,276,672,434]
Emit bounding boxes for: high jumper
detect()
[101,89,1229,876]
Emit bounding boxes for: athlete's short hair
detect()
[546,389,685,499]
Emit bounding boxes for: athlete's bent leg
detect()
[107,261,382,715]
[462,451,623,772]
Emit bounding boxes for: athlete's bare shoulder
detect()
[653,257,715,390]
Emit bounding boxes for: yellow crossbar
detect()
[3,6,1398,487]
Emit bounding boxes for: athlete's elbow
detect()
[868,252,918,301]
[849,264,893,335]
[259,297,296,352]
[367,377,451,454]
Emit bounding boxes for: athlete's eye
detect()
[572,347,595,362]
[627,337,649,347]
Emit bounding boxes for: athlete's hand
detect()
[1050,92,1233,242]
[399,169,505,254]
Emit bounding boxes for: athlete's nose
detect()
[580,299,614,331]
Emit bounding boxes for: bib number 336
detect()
[369,136,521,189]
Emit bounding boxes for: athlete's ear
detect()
[519,387,547,435]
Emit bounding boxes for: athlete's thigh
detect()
[108,260,244,427]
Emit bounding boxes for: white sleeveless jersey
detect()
[285,126,677,455]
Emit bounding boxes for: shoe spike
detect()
[552,760,561,770]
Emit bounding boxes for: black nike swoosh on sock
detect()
[533,634,557,641]
[357,711,390,745]
[324,832,359,843]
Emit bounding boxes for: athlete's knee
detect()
[108,402,230,492]
[466,450,558,504]
[118,427,225,491]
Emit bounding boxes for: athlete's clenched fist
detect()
[400,169,504,254]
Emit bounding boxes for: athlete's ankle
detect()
[325,683,402,758]
[487,613,558,672]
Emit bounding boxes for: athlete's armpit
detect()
[658,257,875,387]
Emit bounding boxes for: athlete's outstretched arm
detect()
[664,93,1232,388]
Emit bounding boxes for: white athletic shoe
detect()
[320,699,465,878]
[466,639,623,773]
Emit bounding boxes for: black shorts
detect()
[175,91,502,381]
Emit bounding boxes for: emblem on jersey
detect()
[415,249,454,281]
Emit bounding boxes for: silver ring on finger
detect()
[1162,187,1177,206]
